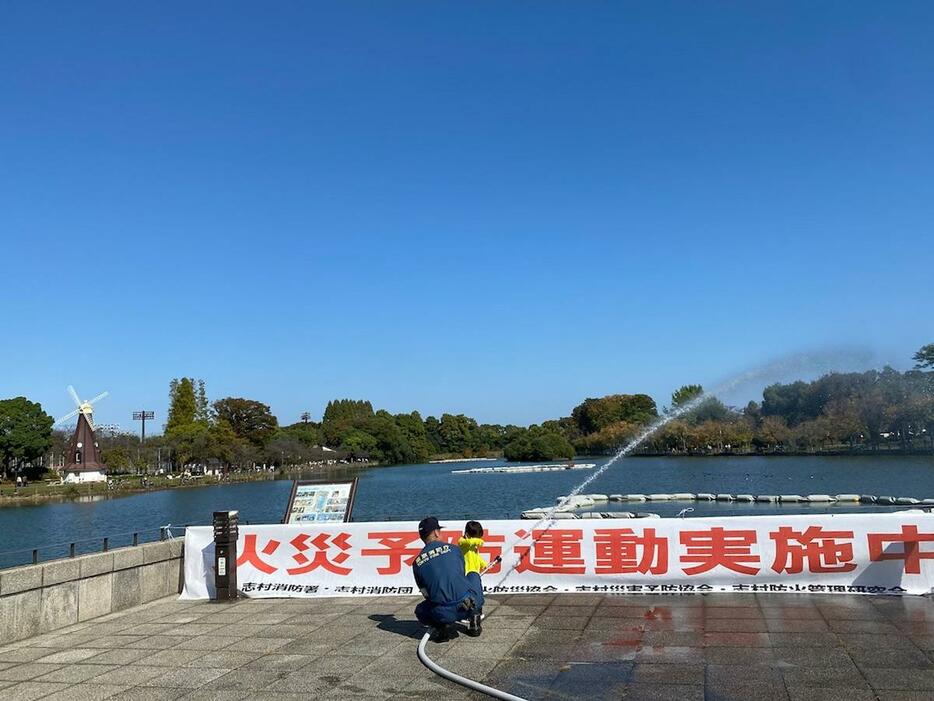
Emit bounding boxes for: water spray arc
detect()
[490,389,713,589]
[490,347,870,589]
[417,349,870,698]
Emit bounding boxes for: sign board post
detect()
[283,479,359,524]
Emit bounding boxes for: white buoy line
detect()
[519,492,934,518]
[451,462,596,475]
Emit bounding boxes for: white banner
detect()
[180,512,934,599]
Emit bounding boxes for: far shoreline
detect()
[3,451,932,509]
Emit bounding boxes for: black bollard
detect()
[212,511,239,601]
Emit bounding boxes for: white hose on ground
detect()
[417,631,528,701]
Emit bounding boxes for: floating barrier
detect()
[527,490,934,519]
[452,462,597,475]
[555,496,594,511]
[521,510,655,520]
[520,510,549,519]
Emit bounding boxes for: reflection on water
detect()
[1,455,932,568]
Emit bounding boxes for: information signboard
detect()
[283,479,358,524]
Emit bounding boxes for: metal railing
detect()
[0,525,182,571]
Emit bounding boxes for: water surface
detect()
[1,455,932,568]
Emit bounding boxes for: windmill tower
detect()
[56,386,109,484]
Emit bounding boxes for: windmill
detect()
[55,385,109,430]
[57,386,109,484]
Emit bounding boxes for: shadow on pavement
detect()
[368,613,426,639]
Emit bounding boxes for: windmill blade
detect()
[87,391,109,405]
[55,409,80,425]
[67,385,82,409]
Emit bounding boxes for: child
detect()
[459,520,488,575]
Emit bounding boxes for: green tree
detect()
[0,397,54,477]
[573,421,639,455]
[166,378,202,434]
[761,381,812,426]
[165,378,211,468]
[571,394,657,434]
[340,428,379,458]
[438,414,480,455]
[278,421,322,447]
[671,384,704,408]
[504,428,574,462]
[424,415,443,453]
[914,343,934,370]
[322,399,374,446]
[213,397,278,447]
[101,445,132,471]
[195,380,210,423]
[394,411,433,463]
[754,416,791,451]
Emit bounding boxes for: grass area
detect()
[0,462,375,504]
[0,471,276,502]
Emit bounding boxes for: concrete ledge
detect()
[112,546,145,570]
[78,572,112,622]
[39,583,77,633]
[0,540,183,646]
[0,565,43,595]
[112,568,142,611]
[142,540,181,565]
[79,551,114,579]
[42,558,80,587]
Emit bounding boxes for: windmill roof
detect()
[63,413,106,472]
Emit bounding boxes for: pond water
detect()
[1,455,932,568]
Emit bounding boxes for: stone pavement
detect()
[0,592,933,700]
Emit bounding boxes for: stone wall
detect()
[0,539,183,645]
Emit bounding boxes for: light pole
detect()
[133,411,155,474]
[133,411,155,444]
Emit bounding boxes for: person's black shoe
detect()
[431,623,457,642]
[466,613,483,637]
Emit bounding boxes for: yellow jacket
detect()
[458,536,488,574]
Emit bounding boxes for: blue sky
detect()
[1,2,932,431]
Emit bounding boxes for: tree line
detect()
[1,343,932,477]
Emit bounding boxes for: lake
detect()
[2,454,933,568]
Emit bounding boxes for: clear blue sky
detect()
[1,2,932,432]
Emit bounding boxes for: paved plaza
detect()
[0,592,933,700]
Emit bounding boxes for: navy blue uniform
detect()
[412,540,484,627]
